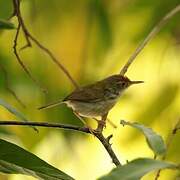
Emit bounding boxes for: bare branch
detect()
[27,34,79,89]
[0,120,121,166]
[0,63,25,107]
[13,22,47,93]
[14,0,31,48]
[106,134,113,144]
[0,120,90,133]
[12,0,79,89]
[120,4,180,75]
[96,133,121,166]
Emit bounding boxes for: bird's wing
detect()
[63,83,105,103]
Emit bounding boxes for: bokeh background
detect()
[0,0,180,179]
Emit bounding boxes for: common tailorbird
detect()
[38,75,143,130]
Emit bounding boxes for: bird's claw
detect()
[84,125,95,135]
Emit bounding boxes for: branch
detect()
[13,22,47,93]
[0,120,121,166]
[120,4,180,75]
[12,0,79,89]
[27,33,79,89]
[96,133,121,166]
[0,62,25,108]
[154,118,180,180]
[0,120,89,133]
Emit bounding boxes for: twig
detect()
[12,0,79,89]
[154,118,180,180]
[95,133,120,166]
[0,120,121,166]
[13,22,46,93]
[120,4,180,75]
[27,34,79,89]
[107,118,117,129]
[0,63,25,107]
[0,120,90,133]
[95,113,121,166]
[14,0,31,48]
[12,0,47,93]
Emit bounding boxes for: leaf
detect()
[0,99,37,131]
[0,139,74,180]
[120,120,166,155]
[99,158,178,180]
[0,19,15,29]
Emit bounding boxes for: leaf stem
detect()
[120,4,180,75]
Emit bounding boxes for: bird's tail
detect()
[38,100,64,110]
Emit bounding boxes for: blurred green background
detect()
[0,0,180,179]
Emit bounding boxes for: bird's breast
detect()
[65,99,117,118]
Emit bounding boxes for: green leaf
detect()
[99,158,178,180]
[0,19,15,29]
[0,139,74,180]
[120,120,166,155]
[0,99,37,131]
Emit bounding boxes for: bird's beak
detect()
[130,80,144,85]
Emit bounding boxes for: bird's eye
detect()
[122,82,126,86]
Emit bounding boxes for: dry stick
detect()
[95,113,120,166]
[12,1,47,93]
[13,0,79,89]
[0,63,26,108]
[27,34,79,89]
[120,4,180,76]
[0,120,121,166]
[13,23,47,93]
[154,118,180,180]
[0,120,89,133]
[14,0,31,49]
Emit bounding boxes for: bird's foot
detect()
[84,125,95,135]
[96,120,106,132]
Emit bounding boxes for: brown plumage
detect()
[39,75,143,119]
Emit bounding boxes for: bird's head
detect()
[108,75,144,91]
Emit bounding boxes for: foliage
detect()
[0,19,15,30]
[0,139,74,180]
[120,120,166,155]
[99,158,178,180]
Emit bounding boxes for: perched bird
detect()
[38,75,143,129]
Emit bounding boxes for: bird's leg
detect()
[93,117,117,129]
[96,113,108,132]
[73,111,94,134]
[73,111,86,124]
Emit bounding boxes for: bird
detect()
[38,74,143,130]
